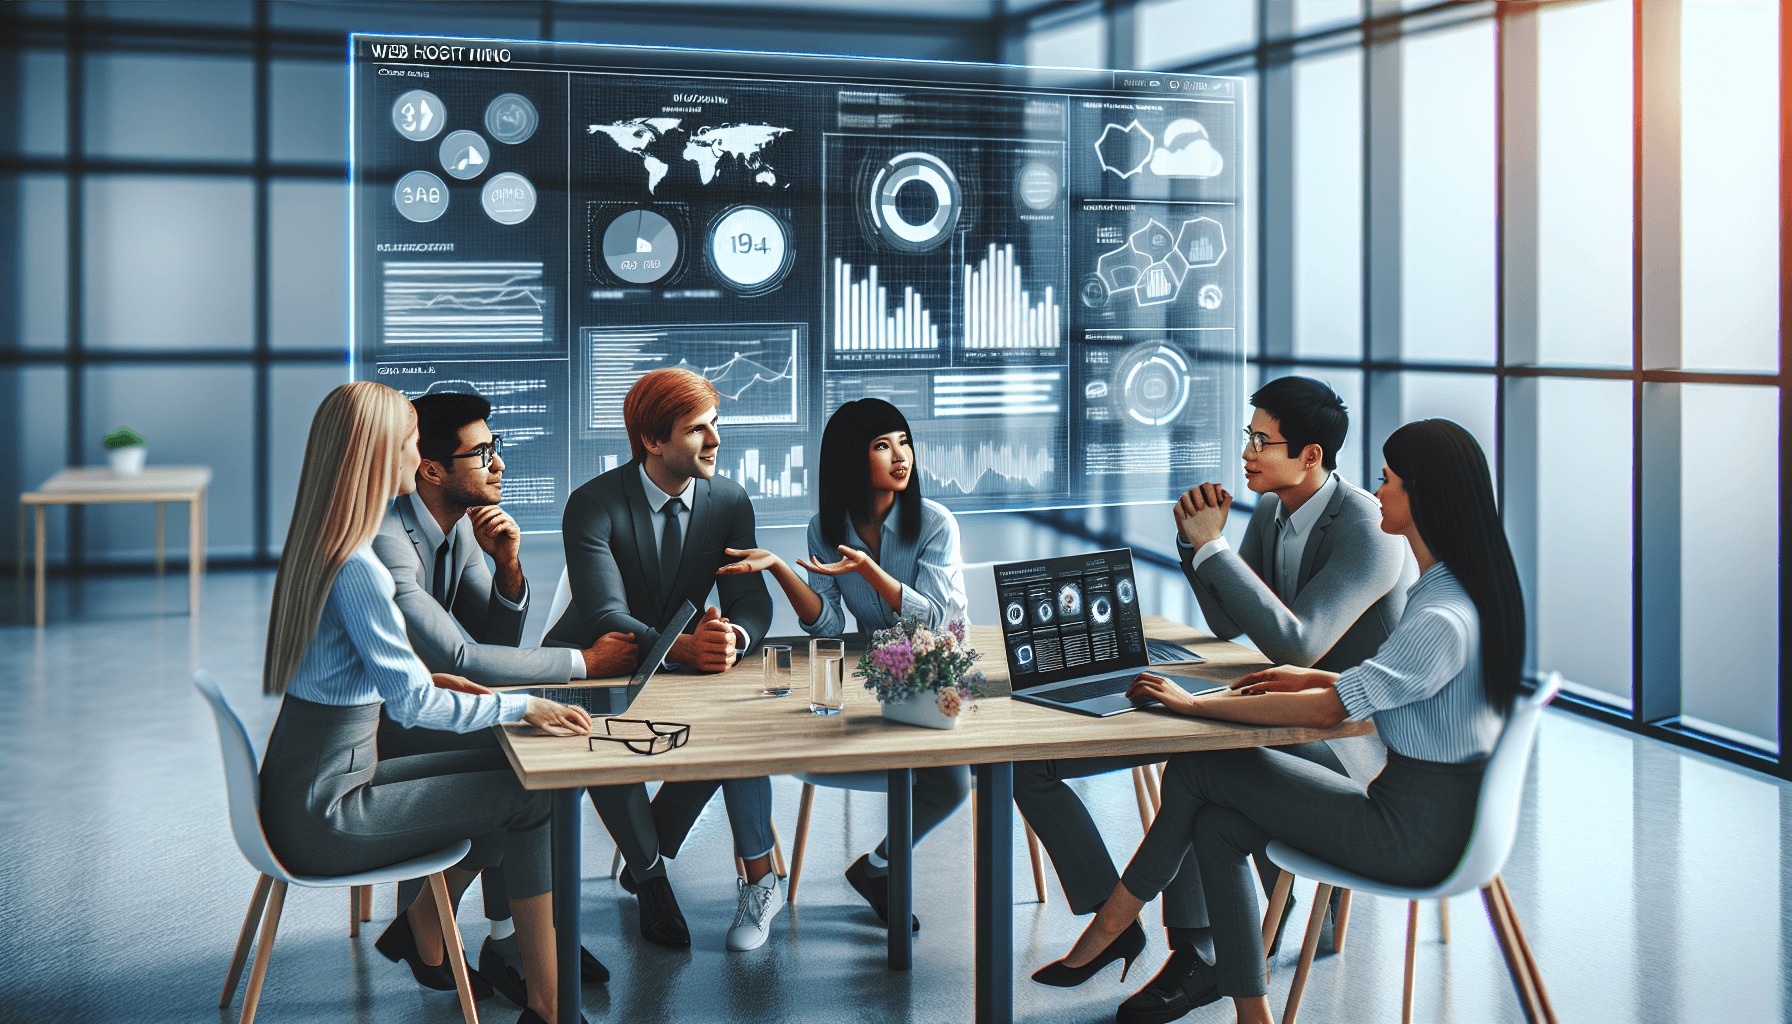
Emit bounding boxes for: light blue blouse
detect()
[800,498,968,637]
[1332,562,1506,763]
[283,544,529,731]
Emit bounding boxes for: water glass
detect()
[809,638,845,715]
[761,644,793,696]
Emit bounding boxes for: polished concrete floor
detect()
[2,567,1788,1024]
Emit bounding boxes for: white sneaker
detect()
[724,872,784,951]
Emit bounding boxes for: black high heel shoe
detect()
[374,910,492,999]
[1030,920,1147,987]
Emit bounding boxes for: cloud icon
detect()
[1149,118,1224,177]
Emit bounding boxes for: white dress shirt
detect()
[638,465,751,659]
[1187,473,1342,603]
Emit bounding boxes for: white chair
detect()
[1261,672,1563,1024]
[195,671,483,1024]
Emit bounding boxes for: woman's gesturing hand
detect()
[796,545,873,576]
[1230,665,1340,695]
[1126,672,1202,715]
[431,672,494,696]
[523,696,592,736]
[717,547,782,575]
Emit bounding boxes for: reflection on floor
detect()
[1,568,1786,1023]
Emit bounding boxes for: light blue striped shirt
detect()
[800,498,968,637]
[1333,562,1505,763]
[283,544,529,731]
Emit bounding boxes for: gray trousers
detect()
[1121,747,1483,998]
[377,712,514,919]
[1013,742,1347,921]
[261,698,553,902]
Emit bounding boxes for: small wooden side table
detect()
[18,465,212,625]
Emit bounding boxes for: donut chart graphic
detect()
[1005,600,1027,627]
[869,151,962,252]
[1090,595,1113,625]
[1114,342,1193,427]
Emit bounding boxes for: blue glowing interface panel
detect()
[351,36,1245,530]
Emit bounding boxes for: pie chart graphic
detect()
[602,210,679,285]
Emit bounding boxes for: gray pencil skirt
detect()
[259,696,552,900]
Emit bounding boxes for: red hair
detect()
[624,367,719,462]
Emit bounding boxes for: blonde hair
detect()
[264,381,416,695]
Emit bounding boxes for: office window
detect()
[1293,48,1362,361]
[1135,0,1255,69]
[16,175,67,351]
[1027,15,1104,69]
[1295,0,1363,35]
[270,181,346,350]
[268,363,350,552]
[12,49,67,158]
[83,54,254,162]
[1535,378,1633,706]
[90,0,254,26]
[1398,371,1497,470]
[270,61,347,166]
[1679,383,1778,752]
[1680,0,1780,373]
[4,365,70,567]
[1537,0,1631,368]
[1399,21,1496,365]
[1290,366,1365,486]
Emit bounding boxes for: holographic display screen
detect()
[351,36,1246,530]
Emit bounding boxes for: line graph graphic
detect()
[917,422,1058,495]
[833,258,940,352]
[584,325,803,427]
[382,262,547,345]
[963,243,1060,349]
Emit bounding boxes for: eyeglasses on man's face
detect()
[1242,426,1295,454]
[445,435,503,469]
[588,717,691,756]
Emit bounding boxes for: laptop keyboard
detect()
[1036,672,1139,705]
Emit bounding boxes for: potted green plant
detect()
[104,426,148,475]
[856,617,984,730]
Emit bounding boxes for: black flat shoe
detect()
[1031,921,1147,987]
[374,912,492,999]
[844,854,920,933]
[1115,947,1220,1024]
[478,937,528,1007]
[635,875,691,949]
[580,945,609,985]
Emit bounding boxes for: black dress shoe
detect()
[1115,947,1220,1024]
[478,937,529,1007]
[844,855,920,933]
[374,912,492,999]
[514,1007,589,1024]
[1030,921,1147,987]
[1265,888,1339,958]
[580,945,609,985]
[635,875,691,949]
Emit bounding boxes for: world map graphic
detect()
[587,117,792,194]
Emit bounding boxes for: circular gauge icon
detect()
[1015,159,1060,211]
[1058,583,1082,618]
[1034,599,1055,625]
[481,172,537,225]
[393,170,449,223]
[1115,342,1193,427]
[1080,274,1110,310]
[1117,578,1135,605]
[438,130,490,180]
[392,89,445,142]
[1198,283,1223,310]
[1014,644,1035,668]
[603,210,679,284]
[707,206,792,293]
[869,151,961,252]
[1090,595,1113,625]
[1004,601,1026,627]
[484,93,539,144]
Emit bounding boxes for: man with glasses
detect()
[371,390,633,1007]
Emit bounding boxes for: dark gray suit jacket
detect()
[544,460,773,657]
[1181,476,1418,673]
[370,494,578,686]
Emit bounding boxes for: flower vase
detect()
[108,446,147,475]
[879,689,962,730]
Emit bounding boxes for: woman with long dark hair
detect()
[719,398,971,929]
[1033,418,1526,1024]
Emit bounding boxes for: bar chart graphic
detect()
[832,258,941,352]
[719,445,807,499]
[962,243,1060,349]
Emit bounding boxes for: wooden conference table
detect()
[495,616,1374,1024]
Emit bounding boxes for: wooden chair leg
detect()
[1132,768,1154,830]
[1481,882,1545,1024]
[1494,876,1558,1024]
[786,783,815,904]
[1402,900,1419,1024]
[1331,888,1353,953]
[429,872,481,1024]
[349,887,361,937]
[1279,882,1333,1024]
[1439,896,1451,943]
[770,820,788,879]
[1260,869,1293,963]
[360,885,373,922]
[610,847,622,880]
[238,879,288,1024]
[1023,818,1047,904]
[221,874,273,1008]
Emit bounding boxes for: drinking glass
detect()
[761,644,793,697]
[809,638,845,715]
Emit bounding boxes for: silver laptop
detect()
[531,600,698,716]
[997,548,1203,718]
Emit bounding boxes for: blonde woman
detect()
[257,381,590,1024]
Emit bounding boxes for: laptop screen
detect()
[993,548,1148,689]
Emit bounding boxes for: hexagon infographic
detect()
[1094,215,1226,307]
[1095,121,1154,179]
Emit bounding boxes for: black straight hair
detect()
[817,398,922,551]
[1382,418,1527,713]
[1250,375,1348,472]
[411,391,492,463]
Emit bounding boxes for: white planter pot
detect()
[879,690,962,730]
[108,446,147,475]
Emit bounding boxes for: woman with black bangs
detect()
[719,398,971,930]
[1033,418,1527,1024]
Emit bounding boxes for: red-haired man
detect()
[545,367,782,952]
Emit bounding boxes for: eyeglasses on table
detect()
[587,717,691,756]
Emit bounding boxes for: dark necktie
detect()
[660,498,685,597]
[433,538,454,609]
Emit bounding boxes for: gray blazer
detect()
[1181,477,1418,673]
[544,459,773,656]
[370,495,577,686]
